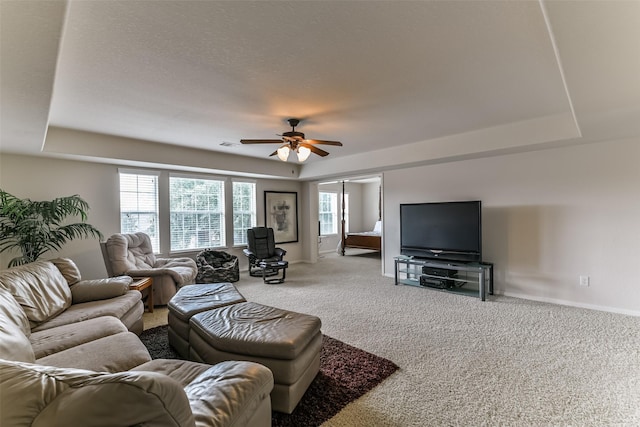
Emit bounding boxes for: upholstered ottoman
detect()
[189,302,322,414]
[167,282,246,358]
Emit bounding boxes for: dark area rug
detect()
[140,325,399,427]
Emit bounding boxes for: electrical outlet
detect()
[579,275,590,287]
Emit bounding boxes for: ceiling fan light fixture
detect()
[240,118,342,161]
[297,146,311,162]
[277,145,290,161]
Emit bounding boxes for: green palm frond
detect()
[0,189,103,268]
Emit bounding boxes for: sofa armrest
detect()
[185,361,274,427]
[126,261,197,286]
[154,257,197,270]
[0,359,196,427]
[70,276,133,304]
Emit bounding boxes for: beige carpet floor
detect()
[144,251,640,426]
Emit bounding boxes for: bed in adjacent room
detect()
[337,179,382,255]
[340,220,382,254]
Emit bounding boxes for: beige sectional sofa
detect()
[0,259,274,426]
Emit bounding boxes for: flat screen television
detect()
[400,200,481,263]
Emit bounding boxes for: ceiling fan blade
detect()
[240,139,283,144]
[301,143,330,157]
[306,139,343,146]
[268,150,278,157]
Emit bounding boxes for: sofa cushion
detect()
[0,287,36,363]
[0,286,31,337]
[31,290,141,332]
[0,319,36,363]
[37,331,151,372]
[0,260,72,328]
[30,316,128,359]
[0,287,35,363]
[50,257,82,285]
[70,276,132,304]
[0,359,196,427]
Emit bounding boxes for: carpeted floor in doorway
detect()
[139,325,399,427]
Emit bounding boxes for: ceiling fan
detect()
[240,118,343,162]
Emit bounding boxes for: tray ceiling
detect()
[1,1,638,179]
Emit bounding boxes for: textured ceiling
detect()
[1,1,639,180]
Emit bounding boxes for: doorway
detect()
[316,175,383,269]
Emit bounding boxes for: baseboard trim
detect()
[498,290,640,317]
[319,249,339,255]
[385,271,640,316]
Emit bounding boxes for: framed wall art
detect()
[264,191,298,243]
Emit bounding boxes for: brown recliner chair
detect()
[242,227,287,277]
[101,232,197,306]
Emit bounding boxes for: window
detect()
[232,181,256,245]
[319,192,349,234]
[169,176,225,251]
[119,171,160,252]
[319,192,338,235]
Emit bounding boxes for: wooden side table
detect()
[130,277,153,313]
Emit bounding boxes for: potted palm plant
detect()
[0,189,103,268]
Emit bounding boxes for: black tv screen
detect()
[400,201,482,263]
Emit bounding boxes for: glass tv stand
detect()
[394,256,493,301]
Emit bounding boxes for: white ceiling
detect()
[1,0,639,180]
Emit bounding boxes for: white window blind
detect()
[169,176,225,251]
[232,181,256,245]
[119,172,160,252]
[319,192,338,235]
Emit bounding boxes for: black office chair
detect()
[243,227,287,277]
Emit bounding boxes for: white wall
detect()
[362,181,381,230]
[383,138,640,315]
[0,154,303,279]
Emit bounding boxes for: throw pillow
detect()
[50,257,83,285]
[70,276,132,304]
